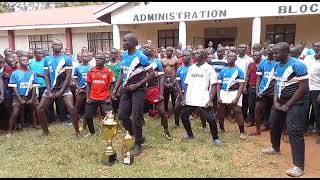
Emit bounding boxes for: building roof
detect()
[0,4,110,30]
[94,2,129,24]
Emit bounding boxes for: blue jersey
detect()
[256,58,278,95]
[274,57,308,103]
[43,54,73,90]
[73,64,93,89]
[8,69,39,96]
[29,58,46,88]
[121,49,151,86]
[307,48,316,55]
[176,65,190,93]
[211,58,228,76]
[218,66,245,91]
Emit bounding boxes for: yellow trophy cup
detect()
[101,111,119,166]
[123,131,134,165]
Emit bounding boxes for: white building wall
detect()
[72,33,88,54]
[14,35,29,51]
[0,36,8,55]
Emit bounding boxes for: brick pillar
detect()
[8,30,15,50]
[65,28,73,54]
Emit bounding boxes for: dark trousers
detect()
[174,95,183,126]
[84,100,112,134]
[310,90,320,136]
[0,98,12,130]
[55,97,68,122]
[269,98,308,169]
[181,105,219,140]
[118,88,146,146]
[111,98,120,115]
[248,87,256,124]
[164,85,178,113]
[242,91,249,121]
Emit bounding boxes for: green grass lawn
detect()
[0,116,284,178]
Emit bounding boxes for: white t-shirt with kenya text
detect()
[185,62,218,107]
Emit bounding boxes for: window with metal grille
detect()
[265,24,296,45]
[158,29,179,48]
[28,34,53,52]
[87,32,113,54]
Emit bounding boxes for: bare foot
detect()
[76,133,84,140]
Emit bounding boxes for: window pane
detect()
[174,37,179,47]
[174,30,179,38]
[286,25,296,33]
[36,42,42,48]
[88,33,94,40]
[159,31,166,38]
[166,31,173,37]
[265,34,274,43]
[28,35,34,41]
[266,25,274,34]
[102,32,109,39]
[166,38,173,47]
[41,35,47,41]
[95,40,102,51]
[159,39,165,47]
[47,34,53,41]
[275,34,285,43]
[109,32,113,40]
[275,25,286,33]
[35,35,41,41]
[286,33,295,44]
[95,33,102,40]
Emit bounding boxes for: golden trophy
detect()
[101,111,119,166]
[123,131,134,165]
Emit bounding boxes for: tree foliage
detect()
[0,2,106,13]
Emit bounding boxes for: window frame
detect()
[265,24,296,44]
[28,34,53,52]
[87,32,113,54]
[158,29,179,48]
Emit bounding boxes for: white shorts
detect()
[42,89,73,98]
[220,90,243,107]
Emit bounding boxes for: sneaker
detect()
[203,127,209,133]
[84,133,96,138]
[64,120,73,126]
[285,166,304,177]
[164,133,173,141]
[132,145,142,156]
[239,133,247,140]
[5,133,12,138]
[213,139,222,146]
[181,134,194,142]
[316,136,320,144]
[171,124,180,129]
[262,148,279,155]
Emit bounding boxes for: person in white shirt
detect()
[236,44,253,123]
[302,42,320,144]
[180,49,221,146]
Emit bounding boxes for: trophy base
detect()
[101,153,117,166]
[123,156,134,165]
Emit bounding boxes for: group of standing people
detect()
[0,33,319,177]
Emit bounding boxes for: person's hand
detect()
[105,98,111,104]
[157,95,164,102]
[54,90,63,98]
[256,91,262,98]
[86,98,92,104]
[45,90,55,98]
[19,99,26,105]
[231,98,239,106]
[27,99,33,104]
[125,84,138,92]
[280,104,289,112]
[181,99,186,106]
[274,102,282,111]
[243,87,247,94]
[205,101,213,108]
[77,89,85,95]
